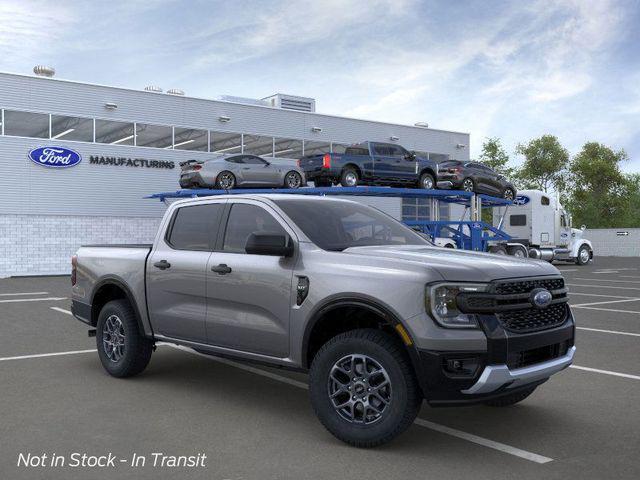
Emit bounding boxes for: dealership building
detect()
[0,69,471,277]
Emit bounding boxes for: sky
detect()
[1,0,639,172]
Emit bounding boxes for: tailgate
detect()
[298,153,340,172]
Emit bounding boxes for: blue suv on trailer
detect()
[298,141,440,189]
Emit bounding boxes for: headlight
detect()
[426,283,488,328]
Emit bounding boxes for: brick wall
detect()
[0,215,161,277]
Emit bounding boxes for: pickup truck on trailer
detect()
[72,194,576,447]
[298,141,441,189]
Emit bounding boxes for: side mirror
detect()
[404,152,416,161]
[581,225,586,231]
[245,232,293,257]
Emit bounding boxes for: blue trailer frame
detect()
[147,186,513,252]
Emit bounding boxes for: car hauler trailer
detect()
[492,189,593,265]
[148,186,514,254]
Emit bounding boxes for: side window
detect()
[388,145,405,157]
[541,196,550,206]
[372,144,389,156]
[226,156,244,164]
[223,204,287,253]
[510,215,527,226]
[167,203,224,251]
[243,156,268,165]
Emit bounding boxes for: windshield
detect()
[273,198,431,251]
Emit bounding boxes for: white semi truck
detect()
[492,189,593,265]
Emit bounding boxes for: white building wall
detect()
[584,228,640,257]
[0,215,160,277]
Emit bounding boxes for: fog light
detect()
[443,357,480,377]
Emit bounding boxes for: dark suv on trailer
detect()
[438,160,516,199]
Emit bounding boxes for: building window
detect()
[210,131,243,154]
[136,123,172,149]
[51,115,93,142]
[3,110,49,138]
[95,119,134,145]
[303,140,330,156]
[273,137,303,158]
[173,127,208,151]
[243,134,274,156]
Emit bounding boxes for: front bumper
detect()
[461,345,575,394]
[415,309,575,406]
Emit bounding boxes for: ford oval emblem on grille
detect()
[531,288,553,308]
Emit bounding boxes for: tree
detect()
[515,135,569,193]
[566,142,633,228]
[478,137,515,178]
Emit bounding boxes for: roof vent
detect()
[167,88,185,96]
[33,65,55,77]
[262,93,316,112]
[144,85,163,93]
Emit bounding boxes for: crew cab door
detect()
[205,200,296,358]
[146,201,225,343]
[371,143,414,182]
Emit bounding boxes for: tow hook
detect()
[87,329,96,338]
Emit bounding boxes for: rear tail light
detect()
[322,153,331,169]
[71,255,77,286]
[296,159,301,167]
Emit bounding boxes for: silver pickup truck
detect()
[72,194,575,447]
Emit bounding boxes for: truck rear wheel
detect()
[483,386,537,407]
[309,329,422,448]
[340,168,359,187]
[96,300,153,378]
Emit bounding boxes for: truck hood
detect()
[342,245,560,282]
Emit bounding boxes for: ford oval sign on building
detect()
[28,146,82,168]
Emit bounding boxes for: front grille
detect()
[494,277,565,295]
[497,303,568,333]
[507,341,570,369]
[458,276,570,333]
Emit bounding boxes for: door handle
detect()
[211,264,232,275]
[153,260,171,270]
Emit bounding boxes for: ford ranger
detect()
[298,141,441,189]
[71,194,575,447]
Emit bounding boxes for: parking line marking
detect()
[574,278,640,284]
[412,419,553,464]
[577,327,640,337]
[571,305,640,314]
[51,307,72,315]
[571,298,640,307]
[570,365,640,381]
[0,291,49,296]
[0,349,96,362]
[0,297,67,303]
[566,284,640,291]
[167,344,553,464]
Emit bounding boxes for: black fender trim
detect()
[90,276,153,338]
[300,294,424,387]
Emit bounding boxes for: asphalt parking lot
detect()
[1,257,640,480]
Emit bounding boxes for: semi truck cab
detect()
[495,189,593,265]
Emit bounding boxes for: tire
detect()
[576,245,591,265]
[462,178,475,192]
[418,172,435,190]
[489,245,508,255]
[284,171,303,189]
[507,245,527,258]
[340,167,359,187]
[484,386,537,407]
[309,329,422,448]
[96,300,153,378]
[502,187,515,201]
[215,171,236,190]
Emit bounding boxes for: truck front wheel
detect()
[96,300,153,378]
[576,245,591,265]
[309,329,422,448]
